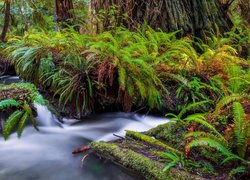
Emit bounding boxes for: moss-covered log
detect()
[125,130,181,154]
[91,141,202,180]
[90,0,232,37]
[0,88,30,101]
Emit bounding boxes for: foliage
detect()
[0,83,45,139]
[163,152,185,172]
[0,1,249,179]
[0,99,20,110]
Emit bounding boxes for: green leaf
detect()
[17,112,29,138]
[184,114,225,141]
[3,110,24,140]
[0,99,21,110]
[163,161,177,172]
[187,138,244,163]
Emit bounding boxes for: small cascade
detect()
[0,76,169,180]
[34,104,61,127]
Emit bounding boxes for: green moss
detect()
[91,142,201,180]
[0,83,45,105]
[91,141,166,179]
[125,130,181,155]
[147,122,187,149]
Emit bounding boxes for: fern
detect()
[163,152,183,172]
[183,114,225,141]
[0,99,21,110]
[17,111,29,137]
[228,166,247,179]
[178,100,213,119]
[214,94,250,115]
[186,138,243,163]
[185,131,227,147]
[232,102,248,158]
[3,110,24,140]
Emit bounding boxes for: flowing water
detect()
[0,76,169,180]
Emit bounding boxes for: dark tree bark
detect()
[91,0,232,37]
[1,0,11,42]
[55,0,74,27]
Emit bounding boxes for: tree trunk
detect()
[90,0,232,37]
[55,0,74,27]
[1,0,11,42]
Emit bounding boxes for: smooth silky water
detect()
[0,77,168,180]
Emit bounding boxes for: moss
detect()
[91,142,202,180]
[147,122,187,149]
[125,130,181,155]
[0,83,45,104]
[91,141,165,179]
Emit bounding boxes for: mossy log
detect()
[91,141,203,180]
[91,129,204,179]
[0,88,30,101]
[125,130,181,155]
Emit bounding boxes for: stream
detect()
[0,76,168,180]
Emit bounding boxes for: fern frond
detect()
[214,94,250,115]
[184,114,225,141]
[17,111,29,138]
[3,110,24,140]
[185,131,227,146]
[0,100,21,110]
[187,138,243,162]
[232,102,247,158]
[228,166,247,178]
[178,100,213,119]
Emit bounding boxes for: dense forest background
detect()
[0,0,250,179]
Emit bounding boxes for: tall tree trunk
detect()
[1,0,11,42]
[91,0,232,37]
[55,0,74,27]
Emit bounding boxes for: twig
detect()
[113,133,125,139]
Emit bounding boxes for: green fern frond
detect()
[3,110,24,140]
[228,166,247,178]
[232,102,247,158]
[184,114,225,141]
[187,138,242,163]
[162,152,182,172]
[0,100,21,110]
[17,112,29,138]
[185,131,227,146]
[178,100,213,119]
[214,94,250,115]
